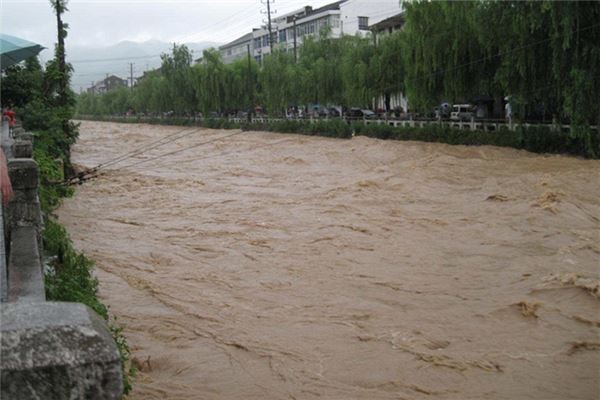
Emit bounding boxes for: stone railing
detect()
[0,122,123,399]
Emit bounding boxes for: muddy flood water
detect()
[58,121,599,399]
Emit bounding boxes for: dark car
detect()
[345,108,377,120]
[328,107,342,117]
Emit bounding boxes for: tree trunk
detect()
[55,0,67,107]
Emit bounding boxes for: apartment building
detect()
[218,32,254,64]
[219,0,402,64]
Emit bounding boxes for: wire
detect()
[118,130,245,170]
[150,136,295,168]
[60,125,205,186]
[94,126,206,170]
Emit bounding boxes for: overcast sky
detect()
[1,0,340,49]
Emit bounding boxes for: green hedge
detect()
[78,116,599,158]
[241,119,353,139]
[352,123,599,159]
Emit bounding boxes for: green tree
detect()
[193,48,226,114]
[259,50,298,116]
[340,35,377,108]
[0,57,44,107]
[160,44,196,114]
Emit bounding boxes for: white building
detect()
[220,0,403,64]
[252,2,345,64]
[218,32,254,64]
[338,0,401,36]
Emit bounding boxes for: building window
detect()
[279,30,287,43]
[333,15,340,28]
[358,16,369,30]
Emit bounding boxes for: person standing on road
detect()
[504,98,512,125]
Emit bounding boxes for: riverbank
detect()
[75,115,600,159]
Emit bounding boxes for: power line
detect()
[95,126,206,170]
[118,130,245,170]
[61,125,206,185]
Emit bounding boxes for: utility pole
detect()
[247,44,253,122]
[261,0,275,54]
[293,16,298,63]
[130,63,134,89]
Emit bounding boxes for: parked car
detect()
[345,108,378,120]
[328,107,342,117]
[450,104,474,120]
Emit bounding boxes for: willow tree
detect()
[340,36,377,108]
[222,57,258,113]
[371,32,404,111]
[194,49,226,114]
[400,1,493,112]
[481,1,600,125]
[259,50,298,115]
[160,44,196,114]
[298,32,345,106]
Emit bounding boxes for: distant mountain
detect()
[65,39,220,92]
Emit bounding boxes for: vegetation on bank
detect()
[1,0,134,393]
[77,1,600,128]
[242,119,353,139]
[78,115,598,159]
[353,124,599,159]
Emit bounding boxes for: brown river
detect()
[58,121,599,399]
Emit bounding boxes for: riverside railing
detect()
[0,121,123,399]
[77,114,596,134]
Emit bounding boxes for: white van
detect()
[450,104,474,121]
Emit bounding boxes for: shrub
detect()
[354,123,598,158]
[76,115,598,159]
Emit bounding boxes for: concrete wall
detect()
[0,123,123,399]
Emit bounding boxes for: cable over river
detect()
[58,121,599,399]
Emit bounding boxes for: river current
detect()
[58,121,599,399]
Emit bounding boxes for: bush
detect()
[241,119,352,139]
[43,218,136,393]
[76,115,598,158]
[354,123,598,158]
[32,115,136,394]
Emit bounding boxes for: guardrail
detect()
[229,116,591,133]
[0,121,123,399]
[78,114,596,134]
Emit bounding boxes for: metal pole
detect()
[247,44,253,122]
[293,17,297,63]
[266,0,274,53]
[130,63,134,90]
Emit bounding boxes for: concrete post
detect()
[1,302,124,399]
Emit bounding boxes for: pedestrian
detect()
[504,98,512,125]
[2,106,16,128]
